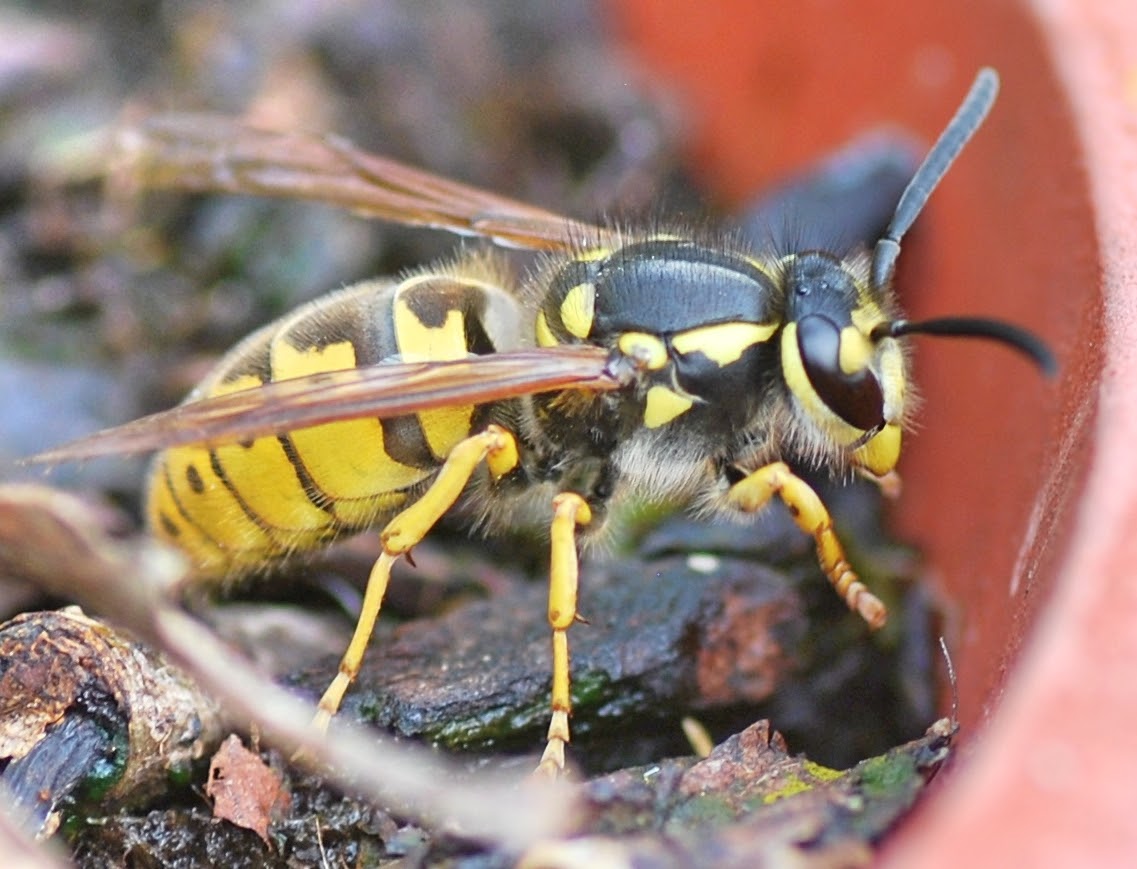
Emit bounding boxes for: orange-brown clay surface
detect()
[611,0,1137,863]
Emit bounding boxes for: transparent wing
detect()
[115,114,619,251]
[28,346,619,462]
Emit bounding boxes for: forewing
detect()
[115,114,618,251]
[27,347,619,462]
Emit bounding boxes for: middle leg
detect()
[535,491,591,777]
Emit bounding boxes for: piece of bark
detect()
[0,608,223,838]
[296,551,805,767]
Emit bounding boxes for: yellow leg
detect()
[313,425,521,730]
[381,425,517,553]
[535,492,591,777]
[313,551,397,730]
[727,461,887,629]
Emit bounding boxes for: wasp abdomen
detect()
[146,265,523,577]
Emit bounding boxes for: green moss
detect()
[762,774,814,803]
[802,760,844,782]
[857,753,918,799]
[665,792,742,830]
[761,761,844,804]
[76,725,130,803]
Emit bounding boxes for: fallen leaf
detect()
[206,734,290,845]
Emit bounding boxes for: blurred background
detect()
[0,0,696,483]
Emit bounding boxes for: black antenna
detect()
[871,68,1000,290]
[871,316,1057,375]
[867,69,1056,378]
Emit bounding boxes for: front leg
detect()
[726,461,887,629]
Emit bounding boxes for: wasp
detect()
[34,68,1053,775]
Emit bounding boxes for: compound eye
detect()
[796,314,885,431]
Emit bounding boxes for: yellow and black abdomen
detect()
[146,257,524,578]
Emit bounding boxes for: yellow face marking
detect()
[618,332,669,370]
[643,385,694,428]
[853,423,902,476]
[780,323,819,415]
[851,306,885,335]
[838,326,874,375]
[878,340,906,416]
[558,283,596,340]
[535,310,558,347]
[671,322,777,366]
[780,324,864,444]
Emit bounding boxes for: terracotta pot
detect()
[610,0,1136,863]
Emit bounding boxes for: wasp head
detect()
[778,251,905,476]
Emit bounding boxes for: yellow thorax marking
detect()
[643,385,694,428]
[671,322,777,366]
[618,332,668,370]
[559,283,596,340]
